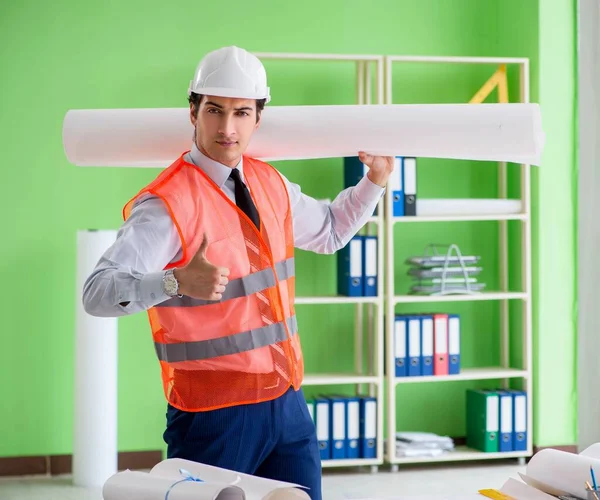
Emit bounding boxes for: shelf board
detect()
[321,458,381,468]
[367,216,381,224]
[394,367,528,385]
[386,55,530,65]
[393,214,527,223]
[295,296,381,305]
[303,374,380,386]
[387,445,531,465]
[394,291,527,303]
[254,52,382,61]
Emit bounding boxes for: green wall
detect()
[0,0,577,457]
[485,0,578,448]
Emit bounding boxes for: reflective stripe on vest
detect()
[155,258,295,308]
[154,315,298,363]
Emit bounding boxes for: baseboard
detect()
[0,444,578,477]
[0,450,163,477]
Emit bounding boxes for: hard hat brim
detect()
[188,85,271,103]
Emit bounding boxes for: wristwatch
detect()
[162,268,181,298]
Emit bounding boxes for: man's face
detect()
[191,95,261,168]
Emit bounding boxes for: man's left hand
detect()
[359,151,395,188]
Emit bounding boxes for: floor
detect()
[0,460,525,499]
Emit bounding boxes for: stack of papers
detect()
[394,432,455,458]
[405,247,486,295]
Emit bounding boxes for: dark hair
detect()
[188,92,266,123]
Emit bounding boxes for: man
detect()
[83,45,394,499]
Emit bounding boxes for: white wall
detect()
[577,0,600,452]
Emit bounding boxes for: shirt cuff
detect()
[354,175,386,205]
[140,270,170,306]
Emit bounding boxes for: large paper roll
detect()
[62,103,544,168]
[151,459,309,499]
[73,229,118,488]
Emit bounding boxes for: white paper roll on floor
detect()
[62,103,544,168]
[150,459,309,499]
[74,229,118,488]
[102,470,245,500]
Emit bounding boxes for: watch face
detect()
[164,273,178,296]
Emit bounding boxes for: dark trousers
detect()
[163,386,322,500]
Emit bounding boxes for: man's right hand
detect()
[173,234,230,300]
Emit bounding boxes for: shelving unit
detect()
[254,52,386,470]
[251,50,534,473]
[383,55,533,470]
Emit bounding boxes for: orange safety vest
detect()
[123,153,304,412]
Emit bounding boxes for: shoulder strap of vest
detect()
[243,155,275,170]
[122,154,188,220]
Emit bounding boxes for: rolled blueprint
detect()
[62,103,544,168]
[73,229,117,488]
[102,459,310,500]
[524,448,600,499]
[500,477,556,500]
[580,443,600,459]
[151,459,310,499]
[102,470,245,500]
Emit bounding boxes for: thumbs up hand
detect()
[173,234,230,300]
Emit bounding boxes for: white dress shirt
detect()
[82,143,384,317]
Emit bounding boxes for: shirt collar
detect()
[187,142,244,188]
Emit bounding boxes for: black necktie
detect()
[229,168,260,230]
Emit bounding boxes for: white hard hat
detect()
[188,46,271,103]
